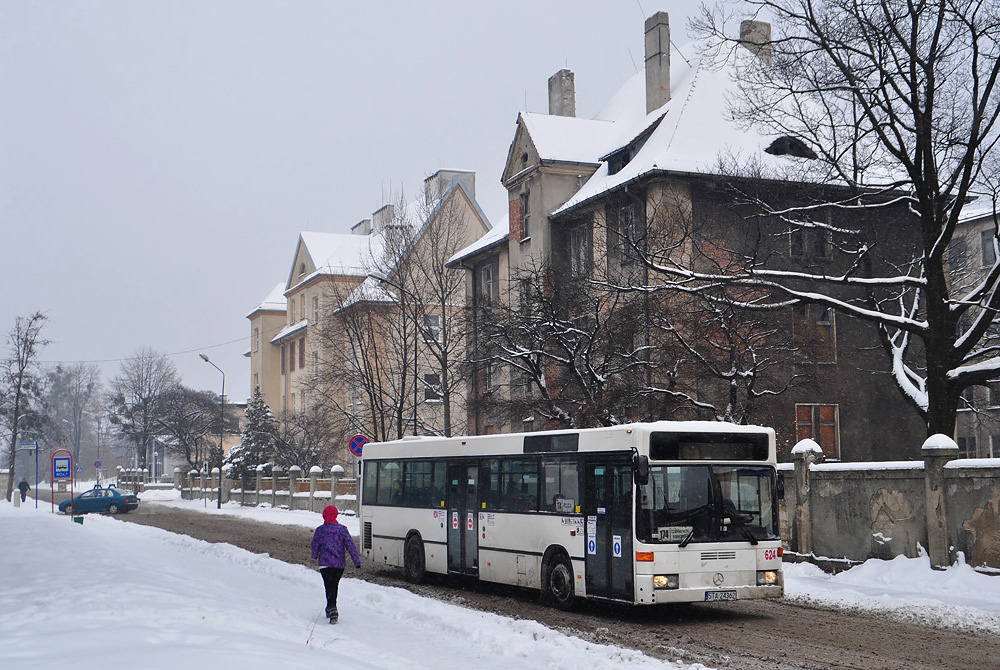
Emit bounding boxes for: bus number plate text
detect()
[704,590,738,602]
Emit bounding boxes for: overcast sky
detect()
[2,1,706,398]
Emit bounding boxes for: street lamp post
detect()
[199,353,225,510]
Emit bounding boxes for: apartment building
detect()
[248,169,491,447]
[451,12,927,460]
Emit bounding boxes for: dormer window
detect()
[607,148,631,176]
[765,136,818,159]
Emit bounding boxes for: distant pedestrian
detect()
[17,479,29,502]
[311,505,361,624]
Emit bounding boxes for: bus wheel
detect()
[542,554,575,611]
[404,534,426,584]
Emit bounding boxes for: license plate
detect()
[704,590,738,602]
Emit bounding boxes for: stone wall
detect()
[781,437,1000,570]
[176,465,359,515]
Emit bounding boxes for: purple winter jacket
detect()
[312,521,361,569]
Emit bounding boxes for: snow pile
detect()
[0,504,691,670]
[148,495,361,536]
[784,553,1000,634]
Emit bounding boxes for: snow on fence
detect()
[175,465,358,515]
[780,435,1000,571]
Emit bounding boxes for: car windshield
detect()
[636,465,779,544]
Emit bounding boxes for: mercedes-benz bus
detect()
[359,421,783,609]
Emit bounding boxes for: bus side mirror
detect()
[776,472,785,500]
[633,455,649,486]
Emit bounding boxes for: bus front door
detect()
[447,464,479,575]
[584,461,634,601]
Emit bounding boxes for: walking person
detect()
[311,505,361,624]
[17,479,29,503]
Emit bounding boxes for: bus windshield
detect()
[636,465,778,545]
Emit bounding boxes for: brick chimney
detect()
[548,69,576,117]
[372,204,396,233]
[739,20,772,65]
[645,12,671,114]
[424,169,476,203]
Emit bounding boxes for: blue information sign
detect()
[53,457,72,479]
[349,434,369,457]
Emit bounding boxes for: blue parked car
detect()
[59,486,140,515]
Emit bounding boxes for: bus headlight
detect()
[653,574,678,589]
[757,570,778,586]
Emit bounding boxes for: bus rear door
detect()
[584,460,634,601]
[447,463,479,575]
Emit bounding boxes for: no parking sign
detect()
[349,434,368,457]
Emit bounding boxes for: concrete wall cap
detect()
[288,465,303,474]
[309,465,324,474]
[211,467,220,475]
[791,439,823,455]
[173,467,182,473]
[331,465,345,474]
[922,434,959,451]
[255,464,267,471]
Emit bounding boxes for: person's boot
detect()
[328,607,338,624]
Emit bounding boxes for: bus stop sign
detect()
[53,456,72,479]
[349,434,369,457]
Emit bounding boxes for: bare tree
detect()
[668,0,1000,437]
[276,402,345,469]
[2,312,48,502]
[106,348,179,470]
[40,363,101,464]
[407,190,476,436]
[155,386,220,470]
[476,260,659,429]
[311,182,481,440]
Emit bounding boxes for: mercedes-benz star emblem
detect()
[713,572,725,586]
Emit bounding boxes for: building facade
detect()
[451,12,927,460]
[249,169,492,459]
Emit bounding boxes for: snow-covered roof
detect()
[270,319,308,344]
[296,231,380,284]
[339,277,397,311]
[549,42,814,218]
[245,282,287,318]
[519,112,613,164]
[448,213,509,266]
[958,195,999,224]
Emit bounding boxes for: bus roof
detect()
[362,421,775,461]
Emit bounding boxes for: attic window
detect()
[298,263,306,277]
[765,136,818,159]
[607,148,631,176]
[521,152,529,167]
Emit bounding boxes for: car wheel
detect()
[107,503,120,514]
[403,535,426,584]
[541,553,576,611]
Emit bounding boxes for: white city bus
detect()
[359,421,783,609]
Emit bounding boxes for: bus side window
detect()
[542,460,579,513]
[432,461,447,507]
[501,459,538,512]
[404,461,432,507]
[480,459,500,510]
[362,460,378,505]
[377,461,401,506]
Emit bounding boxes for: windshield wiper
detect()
[678,528,695,548]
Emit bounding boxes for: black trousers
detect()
[320,567,345,616]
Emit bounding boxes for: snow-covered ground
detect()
[785,554,1000,635]
[144,490,1000,637]
[0,501,692,670]
[140,487,362,536]
[4,494,1000,670]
